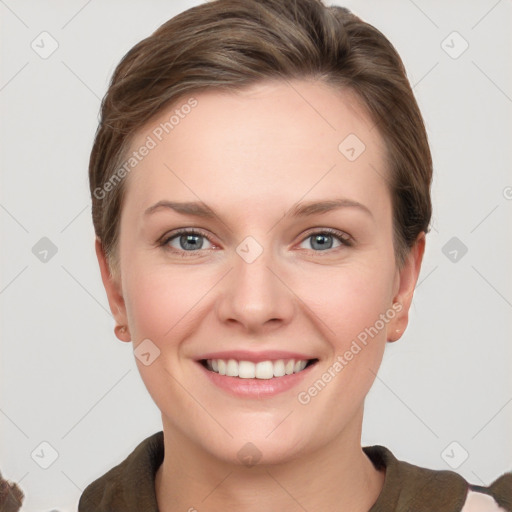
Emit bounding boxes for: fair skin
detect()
[96,79,425,511]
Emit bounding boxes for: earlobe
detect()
[387,232,426,342]
[95,238,131,342]
[114,324,130,341]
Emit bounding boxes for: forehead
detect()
[121,79,390,220]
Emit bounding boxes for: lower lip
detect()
[196,361,317,398]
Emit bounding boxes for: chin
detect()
[216,439,307,468]
[206,420,314,468]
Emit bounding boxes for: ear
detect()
[387,232,426,342]
[95,237,131,342]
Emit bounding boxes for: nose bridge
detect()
[217,234,293,329]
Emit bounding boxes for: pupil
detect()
[181,234,203,250]
[312,234,332,250]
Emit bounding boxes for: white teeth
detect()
[238,360,255,378]
[294,360,307,373]
[226,359,238,377]
[255,361,274,379]
[273,359,286,377]
[204,358,313,379]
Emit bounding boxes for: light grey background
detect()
[1,1,511,510]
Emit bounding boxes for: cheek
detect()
[123,260,221,345]
[293,260,395,348]
[293,262,393,405]
[124,270,183,341]
[291,267,393,422]
[122,266,204,395]
[124,278,168,341]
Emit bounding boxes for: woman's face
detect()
[98,79,424,465]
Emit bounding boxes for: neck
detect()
[156,409,385,512]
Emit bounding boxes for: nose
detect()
[216,239,295,334]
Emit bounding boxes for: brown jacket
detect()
[78,431,512,511]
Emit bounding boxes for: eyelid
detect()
[159,228,216,248]
[300,227,353,245]
[160,227,210,240]
[296,227,354,253]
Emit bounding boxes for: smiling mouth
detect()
[199,358,319,379]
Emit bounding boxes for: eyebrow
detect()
[144,198,373,219]
[290,198,373,218]
[144,200,217,218]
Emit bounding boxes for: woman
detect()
[79,0,511,510]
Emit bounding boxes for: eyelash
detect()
[158,227,353,257]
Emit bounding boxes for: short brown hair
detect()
[89,0,432,276]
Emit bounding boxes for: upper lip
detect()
[196,350,317,363]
